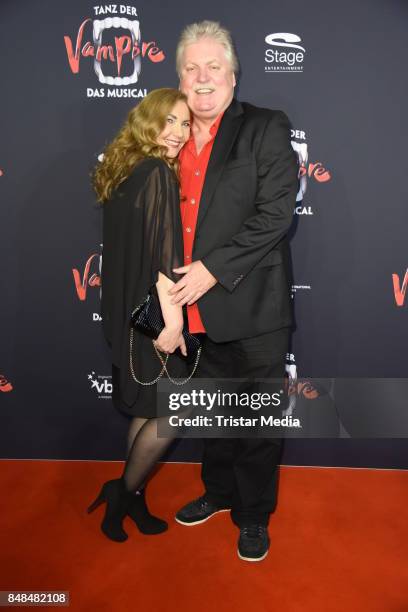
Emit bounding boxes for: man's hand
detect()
[168,260,217,306]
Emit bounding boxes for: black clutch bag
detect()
[129,292,201,386]
[131,292,201,356]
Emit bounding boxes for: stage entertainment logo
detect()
[265,33,305,72]
[72,246,103,321]
[63,4,165,98]
[291,128,331,216]
[0,374,13,393]
[392,268,408,306]
[88,371,112,399]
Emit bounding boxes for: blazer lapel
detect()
[196,99,244,232]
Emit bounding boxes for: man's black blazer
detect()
[193,98,299,342]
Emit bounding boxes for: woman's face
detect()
[157,100,191,158]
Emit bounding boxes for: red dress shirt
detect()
[179,112,224,333]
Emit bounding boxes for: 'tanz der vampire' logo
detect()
[0,374,13,393]
[72,250,102,302]
[63,5,165,97]
[392,268,408,306]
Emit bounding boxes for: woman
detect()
[88,88,191,542]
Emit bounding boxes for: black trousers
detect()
[196,326,289,527]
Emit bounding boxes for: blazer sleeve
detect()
[201,111,299,293]
[143,162,184,289]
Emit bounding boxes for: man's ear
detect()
[233,72,236,87]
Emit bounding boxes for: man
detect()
[168,20,299,562]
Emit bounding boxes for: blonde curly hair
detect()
[92,88,189,202]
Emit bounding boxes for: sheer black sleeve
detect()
[142,161,184,288]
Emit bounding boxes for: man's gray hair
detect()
[176,20,239,76]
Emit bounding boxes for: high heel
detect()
[87,492,105,513]
[87,479,128,542]
[126,487,168,535]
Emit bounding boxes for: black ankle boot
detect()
[125,487,168,535]
[87,478,129,542]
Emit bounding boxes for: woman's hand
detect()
[154,325,187,356]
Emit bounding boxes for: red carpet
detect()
[0,460,407,611]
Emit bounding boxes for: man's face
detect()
[179,37,236,121]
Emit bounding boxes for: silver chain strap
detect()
[129,327,169,385]
[156,344,202,385]
[129,327,201,386]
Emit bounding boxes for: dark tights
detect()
[122,416,175,493]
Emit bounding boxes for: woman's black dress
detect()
[101,158,188,418]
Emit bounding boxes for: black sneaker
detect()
[237,525,270,562]
[175,495,230,526]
